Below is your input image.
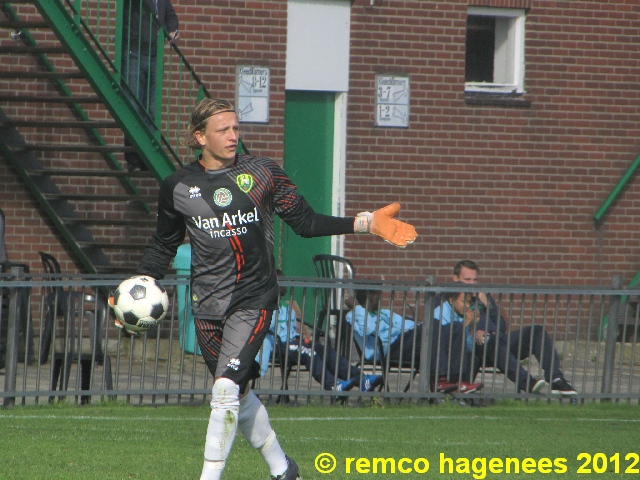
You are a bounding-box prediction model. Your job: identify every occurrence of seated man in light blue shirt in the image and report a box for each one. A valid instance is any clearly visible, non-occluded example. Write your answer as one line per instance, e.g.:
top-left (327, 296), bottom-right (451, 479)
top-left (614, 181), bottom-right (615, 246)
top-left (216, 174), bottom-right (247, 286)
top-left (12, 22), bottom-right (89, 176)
top-left (346, 289), bottom-right (415, 363)
top-left (347, 288), bottom-right (482, 394)
top-left (258, 274), bottom-right (382, 393)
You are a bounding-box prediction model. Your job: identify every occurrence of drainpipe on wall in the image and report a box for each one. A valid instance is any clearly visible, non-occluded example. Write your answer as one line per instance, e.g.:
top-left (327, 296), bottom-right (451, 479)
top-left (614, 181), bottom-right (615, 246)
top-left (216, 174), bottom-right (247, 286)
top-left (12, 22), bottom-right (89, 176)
top-left (594, 152), bottom-right (640, 338)
top-left (593, 152), bottom-right (640, 223)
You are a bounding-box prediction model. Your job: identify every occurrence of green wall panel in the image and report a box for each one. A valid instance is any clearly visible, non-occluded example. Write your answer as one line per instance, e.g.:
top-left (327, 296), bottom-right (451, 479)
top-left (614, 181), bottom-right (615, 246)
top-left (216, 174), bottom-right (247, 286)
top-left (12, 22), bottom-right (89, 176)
top-left (277, 91), bottom-right (335, 279)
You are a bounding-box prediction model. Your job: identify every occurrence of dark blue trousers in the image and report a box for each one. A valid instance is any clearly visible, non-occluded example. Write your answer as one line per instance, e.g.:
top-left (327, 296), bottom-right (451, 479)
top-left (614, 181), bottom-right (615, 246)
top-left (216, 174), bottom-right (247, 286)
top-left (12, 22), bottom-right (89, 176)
top-left (474, 325), bottom-right (563, 391)
top-left (387, 322), bottom-right (472, 382)
top-left (285, 341), bottom-right (361, 390)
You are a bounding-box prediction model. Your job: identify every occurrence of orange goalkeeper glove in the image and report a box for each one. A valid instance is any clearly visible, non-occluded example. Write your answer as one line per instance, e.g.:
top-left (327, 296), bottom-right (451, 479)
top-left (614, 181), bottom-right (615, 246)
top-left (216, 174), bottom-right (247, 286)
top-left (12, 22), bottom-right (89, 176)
top-left (354, 203), bottom-right (417, 247)
top-left (108, 296), bottom-right (144, 337)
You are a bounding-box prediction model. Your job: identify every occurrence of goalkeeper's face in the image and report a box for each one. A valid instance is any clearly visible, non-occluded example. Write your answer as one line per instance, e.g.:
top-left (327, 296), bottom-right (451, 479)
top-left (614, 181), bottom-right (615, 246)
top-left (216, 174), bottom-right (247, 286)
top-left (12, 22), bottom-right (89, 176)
top-left (195, 111), bottom-right (240, 166)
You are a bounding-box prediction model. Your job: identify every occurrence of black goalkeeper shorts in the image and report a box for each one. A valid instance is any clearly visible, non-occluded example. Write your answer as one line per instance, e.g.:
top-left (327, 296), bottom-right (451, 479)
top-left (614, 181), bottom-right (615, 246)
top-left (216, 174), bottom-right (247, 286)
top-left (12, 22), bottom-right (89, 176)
top-left (194, 309), bottom-right (270, 392)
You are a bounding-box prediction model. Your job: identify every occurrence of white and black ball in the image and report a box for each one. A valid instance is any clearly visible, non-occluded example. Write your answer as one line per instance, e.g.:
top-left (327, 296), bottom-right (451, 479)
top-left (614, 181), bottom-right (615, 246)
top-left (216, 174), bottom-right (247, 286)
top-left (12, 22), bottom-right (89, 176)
top-left (113, 275), bottom-right (169, 331)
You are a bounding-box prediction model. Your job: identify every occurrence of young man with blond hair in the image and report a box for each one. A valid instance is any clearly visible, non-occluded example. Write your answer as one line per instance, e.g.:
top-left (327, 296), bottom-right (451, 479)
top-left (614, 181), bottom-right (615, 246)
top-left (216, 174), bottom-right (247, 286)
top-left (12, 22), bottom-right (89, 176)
top-left (127, 98), bottom-right (417, 479)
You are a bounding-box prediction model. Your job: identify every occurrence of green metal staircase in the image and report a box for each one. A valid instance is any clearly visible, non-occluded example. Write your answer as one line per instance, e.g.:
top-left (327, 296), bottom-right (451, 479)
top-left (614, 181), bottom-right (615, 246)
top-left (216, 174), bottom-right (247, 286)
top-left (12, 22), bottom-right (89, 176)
top-left (0, 0), bottom-right (208, 273)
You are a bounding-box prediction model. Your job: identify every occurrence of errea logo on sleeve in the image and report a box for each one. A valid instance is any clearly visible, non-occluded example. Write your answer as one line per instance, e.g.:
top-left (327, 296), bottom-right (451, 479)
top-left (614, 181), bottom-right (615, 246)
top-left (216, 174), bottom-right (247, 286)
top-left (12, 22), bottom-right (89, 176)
top-left (189, 186), bottom-right (202, 198)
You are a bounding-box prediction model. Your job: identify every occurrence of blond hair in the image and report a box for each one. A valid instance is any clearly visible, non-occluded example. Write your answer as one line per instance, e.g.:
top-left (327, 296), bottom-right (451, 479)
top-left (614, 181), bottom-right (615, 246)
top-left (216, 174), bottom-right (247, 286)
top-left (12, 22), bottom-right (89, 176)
top-left (182, 98), bottom-right (236, 150)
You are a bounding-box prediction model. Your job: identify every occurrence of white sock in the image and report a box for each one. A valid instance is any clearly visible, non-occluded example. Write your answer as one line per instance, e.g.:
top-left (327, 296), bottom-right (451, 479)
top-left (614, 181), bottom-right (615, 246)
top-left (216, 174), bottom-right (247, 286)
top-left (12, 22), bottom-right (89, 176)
top-left (238, 390), bottom-right (288, 476)
top-left (200, 460), bottom-right (225, 480)
top-left (201, 378), bottom-right (240, 480)
top-left (259, 431), bottom-right (288, 477)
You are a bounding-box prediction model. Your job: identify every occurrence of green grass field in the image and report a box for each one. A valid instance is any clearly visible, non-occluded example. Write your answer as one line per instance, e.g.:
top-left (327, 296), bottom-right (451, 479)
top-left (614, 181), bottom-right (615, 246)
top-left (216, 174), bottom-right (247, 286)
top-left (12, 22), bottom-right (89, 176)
top-left (1, 400), bottom-right (639, 479)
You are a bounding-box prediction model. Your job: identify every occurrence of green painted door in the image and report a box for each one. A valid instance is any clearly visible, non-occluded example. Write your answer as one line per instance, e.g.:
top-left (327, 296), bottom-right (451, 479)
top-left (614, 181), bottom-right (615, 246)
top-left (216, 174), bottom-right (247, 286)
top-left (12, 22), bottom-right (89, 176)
top-left (276, 91), bottom-right (335, 278)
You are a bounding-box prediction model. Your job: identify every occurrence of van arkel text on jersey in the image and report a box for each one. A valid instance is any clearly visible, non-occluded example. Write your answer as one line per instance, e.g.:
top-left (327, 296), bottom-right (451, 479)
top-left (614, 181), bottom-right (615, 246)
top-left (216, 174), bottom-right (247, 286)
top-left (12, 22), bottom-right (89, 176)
top-left (192, 207), bottom-right (259, 238)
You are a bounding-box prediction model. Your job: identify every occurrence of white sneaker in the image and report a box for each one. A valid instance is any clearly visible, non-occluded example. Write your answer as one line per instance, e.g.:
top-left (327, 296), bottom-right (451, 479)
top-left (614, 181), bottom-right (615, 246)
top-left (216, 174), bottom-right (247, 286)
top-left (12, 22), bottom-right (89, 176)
top-left (551, 378), bottom-right (577, 396)
top-left (529, 379), bottom-right (546, 394)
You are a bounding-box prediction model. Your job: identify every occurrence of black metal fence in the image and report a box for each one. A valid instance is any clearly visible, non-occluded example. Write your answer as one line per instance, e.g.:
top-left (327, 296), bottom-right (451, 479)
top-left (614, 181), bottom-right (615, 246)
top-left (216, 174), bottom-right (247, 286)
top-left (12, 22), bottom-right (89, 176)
top-left (1, 267), bottom-right (639, 407)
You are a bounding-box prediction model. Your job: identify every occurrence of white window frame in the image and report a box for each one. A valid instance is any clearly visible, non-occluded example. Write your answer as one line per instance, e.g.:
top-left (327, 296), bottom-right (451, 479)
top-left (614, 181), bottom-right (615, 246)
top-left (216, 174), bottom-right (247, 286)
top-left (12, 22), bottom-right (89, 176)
top-left (465, 7), bottom-right (526, 94)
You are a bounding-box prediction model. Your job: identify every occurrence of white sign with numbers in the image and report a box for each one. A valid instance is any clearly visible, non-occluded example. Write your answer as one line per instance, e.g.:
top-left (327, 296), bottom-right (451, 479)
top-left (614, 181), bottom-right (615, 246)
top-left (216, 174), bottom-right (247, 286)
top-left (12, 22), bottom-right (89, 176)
top-left (236, 66), bottom-right (270, 124)
top-left (375, 75), bottom-right (410, 128)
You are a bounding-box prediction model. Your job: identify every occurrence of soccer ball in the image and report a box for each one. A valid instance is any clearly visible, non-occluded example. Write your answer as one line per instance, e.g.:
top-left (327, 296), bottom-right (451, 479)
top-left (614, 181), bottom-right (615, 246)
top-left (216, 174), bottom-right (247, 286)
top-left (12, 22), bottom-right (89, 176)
top-left (112, 275), bottom-right (169, 331)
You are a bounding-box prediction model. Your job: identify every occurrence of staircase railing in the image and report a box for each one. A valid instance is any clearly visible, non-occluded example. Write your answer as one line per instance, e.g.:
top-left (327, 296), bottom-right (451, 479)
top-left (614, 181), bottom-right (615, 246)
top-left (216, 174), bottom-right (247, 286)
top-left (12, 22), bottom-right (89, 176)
top-left (1, 0), bottom-right (249, 273)
top-left (37, 0), bottom-right (210, 177)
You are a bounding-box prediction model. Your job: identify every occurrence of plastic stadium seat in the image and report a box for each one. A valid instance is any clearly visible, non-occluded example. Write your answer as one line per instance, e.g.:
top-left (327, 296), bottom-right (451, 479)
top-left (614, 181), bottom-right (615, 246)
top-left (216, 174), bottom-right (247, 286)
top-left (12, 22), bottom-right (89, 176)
top-left (38, 251), bottom-right (113, 404)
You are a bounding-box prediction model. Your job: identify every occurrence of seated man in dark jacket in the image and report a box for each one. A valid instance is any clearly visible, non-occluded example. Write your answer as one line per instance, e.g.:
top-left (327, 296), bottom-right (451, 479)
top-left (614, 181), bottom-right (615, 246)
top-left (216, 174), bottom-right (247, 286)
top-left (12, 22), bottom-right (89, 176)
top-left (453, 259), bottom-right (577, 395)
top-left (432, 288), bottom-right (483, 393)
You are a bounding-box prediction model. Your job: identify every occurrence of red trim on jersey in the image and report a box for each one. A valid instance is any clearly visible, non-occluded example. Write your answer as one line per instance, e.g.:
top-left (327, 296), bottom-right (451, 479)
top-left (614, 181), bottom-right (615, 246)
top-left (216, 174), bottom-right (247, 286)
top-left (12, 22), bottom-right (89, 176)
top-left (248, 309), bottom-right (268, 344)
top-left (194, 318), bottom-right (221, 358)
top-left (247, 172), bottom-right (268, 204)
top-left (225, 224), bottom-right (245, 282)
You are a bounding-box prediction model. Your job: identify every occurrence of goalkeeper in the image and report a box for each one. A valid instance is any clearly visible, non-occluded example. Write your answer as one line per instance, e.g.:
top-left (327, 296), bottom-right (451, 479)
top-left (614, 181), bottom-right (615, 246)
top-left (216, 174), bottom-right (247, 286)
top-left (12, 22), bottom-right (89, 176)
top-left (129, 98), bottom-right (417, 480)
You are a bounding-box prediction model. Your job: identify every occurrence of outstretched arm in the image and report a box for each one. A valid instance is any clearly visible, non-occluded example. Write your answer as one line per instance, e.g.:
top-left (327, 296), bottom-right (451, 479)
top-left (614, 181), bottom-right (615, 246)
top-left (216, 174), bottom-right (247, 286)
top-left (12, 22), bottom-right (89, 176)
top-left (273, 160), bottom-right (417, 247)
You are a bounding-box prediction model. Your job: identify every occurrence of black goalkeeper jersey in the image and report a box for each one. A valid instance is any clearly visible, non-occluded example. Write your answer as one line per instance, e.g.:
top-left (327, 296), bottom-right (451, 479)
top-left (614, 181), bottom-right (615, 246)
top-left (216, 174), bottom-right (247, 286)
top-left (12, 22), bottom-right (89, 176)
top-left (137, 154), bottom-right (354, 320)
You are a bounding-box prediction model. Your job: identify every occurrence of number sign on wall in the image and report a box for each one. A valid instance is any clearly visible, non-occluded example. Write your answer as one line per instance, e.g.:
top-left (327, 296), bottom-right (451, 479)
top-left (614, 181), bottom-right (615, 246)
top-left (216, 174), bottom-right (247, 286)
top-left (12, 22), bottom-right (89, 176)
top-left (375, 75), bottom-right (410, 128)
top-left (236, 66), bottom-right (270, 124)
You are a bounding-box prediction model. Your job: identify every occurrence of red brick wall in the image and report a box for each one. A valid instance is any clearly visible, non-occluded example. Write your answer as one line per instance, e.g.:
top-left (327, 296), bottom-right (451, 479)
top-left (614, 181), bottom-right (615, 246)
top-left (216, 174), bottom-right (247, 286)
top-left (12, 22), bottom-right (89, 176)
top-left (344, 0), bottom-right (640, 286)
top-left (2, 0), bottom-right (640, 289)
top-left (178, 0), bottom-right (288, 160)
